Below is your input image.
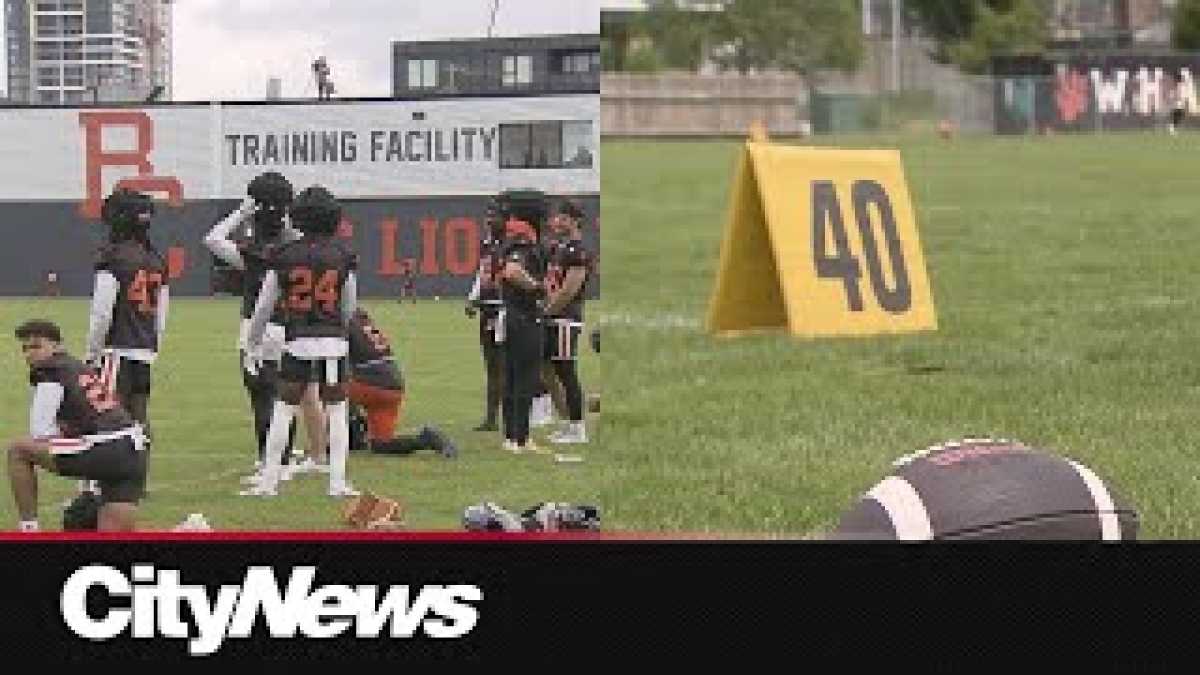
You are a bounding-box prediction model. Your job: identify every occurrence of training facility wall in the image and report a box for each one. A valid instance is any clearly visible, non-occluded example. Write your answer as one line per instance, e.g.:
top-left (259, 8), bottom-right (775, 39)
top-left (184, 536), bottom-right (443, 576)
top-left (993, 53), bottom-right (1200, 134)
top-left (0, 95), bottom-right (600, 297)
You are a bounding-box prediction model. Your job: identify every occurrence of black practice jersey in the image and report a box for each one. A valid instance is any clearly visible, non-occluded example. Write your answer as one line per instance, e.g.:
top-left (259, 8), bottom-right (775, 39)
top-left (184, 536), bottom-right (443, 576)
top-left (545, 239), bottom-right (592, 321)
top-left (500, 240), bottom-right (545, 319)
top-left (236, 236), bottom-right (281, 320)
top-left (269, 237), bottom-right (358, 340)
top-left (29, 352), bottom-right (135, 437)
top-left (347, 312), bottom-right (404, 391)
top-left (477, 236), bottom-right (503, 316)
top-left (95, 240), bottom-right (167, 351)
top-left (479, 236), bottom-right (503, 301)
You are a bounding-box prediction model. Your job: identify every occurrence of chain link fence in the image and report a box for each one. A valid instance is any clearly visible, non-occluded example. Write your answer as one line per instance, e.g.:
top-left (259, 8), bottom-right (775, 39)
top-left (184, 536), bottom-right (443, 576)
top-left (603, 69), bottom-right (1197, 138)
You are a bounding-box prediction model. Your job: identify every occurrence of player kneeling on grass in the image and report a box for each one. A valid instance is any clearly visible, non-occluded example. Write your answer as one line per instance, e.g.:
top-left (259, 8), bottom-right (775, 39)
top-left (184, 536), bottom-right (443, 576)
top-left (8, 320), bottom-right (147, 531)
top-left (347, 309), bottom-right (456, 458)
top-left (242, 186), bottom-right (359, 498)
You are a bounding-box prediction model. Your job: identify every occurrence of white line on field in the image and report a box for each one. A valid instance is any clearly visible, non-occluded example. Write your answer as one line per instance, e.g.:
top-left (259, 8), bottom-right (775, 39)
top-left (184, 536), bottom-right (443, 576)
top-left (594, 312), bottom-right (702, 330)
top-left (601, 196), bottom-right (719, 215)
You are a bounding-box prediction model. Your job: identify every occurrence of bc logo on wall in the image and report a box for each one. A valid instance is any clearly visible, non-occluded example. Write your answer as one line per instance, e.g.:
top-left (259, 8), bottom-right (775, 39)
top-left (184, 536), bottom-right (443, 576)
top-left (0, 97), bottom-right (599, 296)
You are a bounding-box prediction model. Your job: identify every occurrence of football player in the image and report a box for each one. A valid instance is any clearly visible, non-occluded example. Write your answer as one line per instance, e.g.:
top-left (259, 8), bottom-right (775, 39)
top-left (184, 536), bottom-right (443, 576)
top-left (535, 226), bottom-right (568, 426)
top-left (347, 308), bottom-right (456, 458)
top-left (498, 194), bottom-right (548, 454)
top-left (542, 199), bottom-right (593, 444)
top-left (465, 198), bottom-right (506, 432)
top-left (243, 186), bottom-right (359, 497)
top-left (204, 172), bottom-right (328, 483)
top-left (84, 188), bottom-right (168, 436)
top-left (8, 320), bottom-right (147, 531)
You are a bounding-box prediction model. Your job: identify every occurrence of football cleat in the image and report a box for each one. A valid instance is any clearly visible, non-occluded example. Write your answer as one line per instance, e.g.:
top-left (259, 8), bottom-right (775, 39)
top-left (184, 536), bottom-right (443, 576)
top-left (529, 396), bottom-right (554, 428)
top-left (421, 426), bottom-right (458, 459)
top-left (328, 483), bottom-right (361, 498)
top-left (238, 483), bottom-right (278, 497)
top-left (522, 440), bottom-right (551, 456)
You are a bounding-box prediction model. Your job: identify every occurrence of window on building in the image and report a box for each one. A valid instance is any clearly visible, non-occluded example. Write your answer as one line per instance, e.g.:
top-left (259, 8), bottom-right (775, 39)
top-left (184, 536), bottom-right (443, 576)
top-left (407, 58), bottom-right (437, 89)
top-left (561, 121), bottom-right (595, 168)
top-left (502, 54), bottom-right (532, 87)
top-left (499, 120), bottom-right (594, 170)
top-left (440, 58), bottom-right (468, 90)
top-left (39, 90), bottom-right (58, 104)
top-left (499, 123), bottom-right (531, 168)
top-left (559, 51), bottom-right (597, 74)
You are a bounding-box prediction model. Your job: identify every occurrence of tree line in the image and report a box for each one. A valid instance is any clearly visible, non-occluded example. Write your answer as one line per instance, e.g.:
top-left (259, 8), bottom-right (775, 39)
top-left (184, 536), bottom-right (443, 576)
top-left (603, 1), bottom-right (1200, 77)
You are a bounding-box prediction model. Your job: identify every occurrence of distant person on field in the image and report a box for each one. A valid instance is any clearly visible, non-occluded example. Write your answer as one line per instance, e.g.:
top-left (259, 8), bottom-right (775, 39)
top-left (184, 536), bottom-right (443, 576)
top-left (43, 270), bottom-right (60, 297)
top-left (398, 263), bottom-right (417, 304)
top-left (1170, 75), bottom-right (1188, 136)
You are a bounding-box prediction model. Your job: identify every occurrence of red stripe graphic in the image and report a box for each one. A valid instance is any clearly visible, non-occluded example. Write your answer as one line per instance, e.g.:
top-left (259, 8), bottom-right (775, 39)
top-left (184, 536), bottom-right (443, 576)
top-left (0, 531), bottom-right (754, 543)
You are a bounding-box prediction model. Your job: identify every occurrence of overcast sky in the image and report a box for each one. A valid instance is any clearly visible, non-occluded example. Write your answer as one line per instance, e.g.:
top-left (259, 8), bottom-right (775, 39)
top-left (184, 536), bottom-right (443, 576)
top-left (173, 0), bottom-right (599, 101)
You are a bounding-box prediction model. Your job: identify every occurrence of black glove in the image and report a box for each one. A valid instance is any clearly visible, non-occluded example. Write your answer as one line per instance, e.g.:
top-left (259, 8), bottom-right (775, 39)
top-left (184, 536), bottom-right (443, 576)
top-left (465, 304), bottom-right (477, 318)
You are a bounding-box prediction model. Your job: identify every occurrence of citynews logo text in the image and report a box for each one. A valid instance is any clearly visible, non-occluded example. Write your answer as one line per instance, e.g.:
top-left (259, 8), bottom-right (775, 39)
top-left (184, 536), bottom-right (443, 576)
top-left (60, 564), bottom-right (482, 656)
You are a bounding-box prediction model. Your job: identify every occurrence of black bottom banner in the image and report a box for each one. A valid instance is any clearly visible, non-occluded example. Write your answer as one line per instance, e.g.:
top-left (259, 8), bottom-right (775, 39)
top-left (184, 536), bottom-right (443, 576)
top-left (2, 537), bottom-right (1198, 665)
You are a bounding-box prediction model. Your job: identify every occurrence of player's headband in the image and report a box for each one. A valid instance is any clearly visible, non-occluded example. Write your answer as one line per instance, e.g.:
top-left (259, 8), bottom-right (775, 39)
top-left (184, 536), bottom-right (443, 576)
top-left (504, 218), bottom-right (537, 242)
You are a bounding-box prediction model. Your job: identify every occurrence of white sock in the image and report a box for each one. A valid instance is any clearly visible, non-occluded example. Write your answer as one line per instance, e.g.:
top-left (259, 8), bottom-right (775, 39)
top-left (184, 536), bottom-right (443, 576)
top-left (327, 401), bottom-right (350, 488)
top-left (261, 401), bottom-right (296, 489)
top-left (18, 520), bottom-right (39, 532)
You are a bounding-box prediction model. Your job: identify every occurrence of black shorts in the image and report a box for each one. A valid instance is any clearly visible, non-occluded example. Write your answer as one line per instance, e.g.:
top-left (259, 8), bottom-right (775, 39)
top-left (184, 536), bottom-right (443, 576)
top-left (101, 352), bottom-right (152, 397)
top-left (240, 350), bottom-right (282, 395)
top-left (1172, 107), bottom-right (1186, 125)
top-left (479, 313), bottom-right (501, 349)
top-left (544, 319), bottom-right (583, 361)
top-left (281, 352), bottom-right (349, 386)
top-left (503, 314), bottom-right (544, 398)
top-left (52, 436), bottom-right (146, 504)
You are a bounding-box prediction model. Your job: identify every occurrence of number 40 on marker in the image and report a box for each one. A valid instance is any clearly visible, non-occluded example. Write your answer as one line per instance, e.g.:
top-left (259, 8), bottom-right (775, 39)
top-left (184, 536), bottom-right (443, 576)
top-left (707, 143), bottom-right (936, 338)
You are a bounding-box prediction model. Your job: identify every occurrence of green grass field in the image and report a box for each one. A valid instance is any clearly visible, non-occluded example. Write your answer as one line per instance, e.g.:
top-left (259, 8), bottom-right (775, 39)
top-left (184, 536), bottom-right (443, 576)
top-left (601, 132), bottom-right (1200, 539)
top-left (0, 298), bottom-right (608, 530)
top-left (6, 132), bottom-right (1200, 537)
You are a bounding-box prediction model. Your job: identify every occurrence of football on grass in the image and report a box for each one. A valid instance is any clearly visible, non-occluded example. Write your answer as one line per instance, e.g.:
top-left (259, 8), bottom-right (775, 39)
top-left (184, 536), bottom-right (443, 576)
top-left (830, 438), bottom-right (1139, 540)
